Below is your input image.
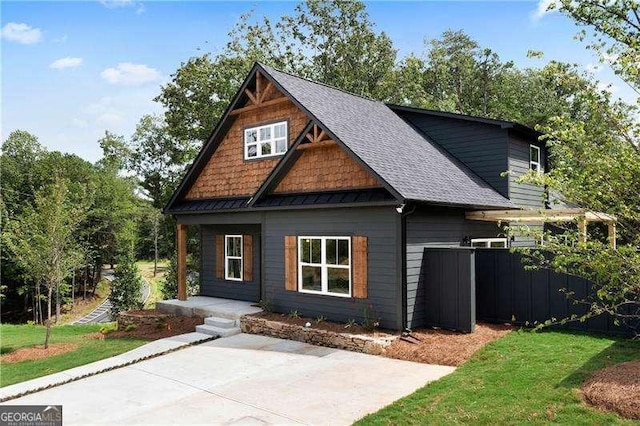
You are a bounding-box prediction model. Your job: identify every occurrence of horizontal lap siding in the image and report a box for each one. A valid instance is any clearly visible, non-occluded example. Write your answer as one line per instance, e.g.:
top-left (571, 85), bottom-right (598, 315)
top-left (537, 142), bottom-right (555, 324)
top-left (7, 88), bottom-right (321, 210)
top-left (508, 134), bottom-right (546, 246)
top-left (401, 113), bottom-right (509, 197)
top-left (406, 207), bottom-right (500, 329)
top-left (201, 224), bottom-right (261, 302)
top-left (263, 207), bottom-right (400, 329)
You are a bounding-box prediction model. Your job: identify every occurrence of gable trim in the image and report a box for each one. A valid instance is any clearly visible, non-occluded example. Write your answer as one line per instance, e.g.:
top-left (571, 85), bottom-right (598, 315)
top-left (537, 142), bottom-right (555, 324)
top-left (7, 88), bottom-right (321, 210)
top-left (255, 64), bottom-right (404, 202)
top-left (164, 62), bottom-right (265, 213)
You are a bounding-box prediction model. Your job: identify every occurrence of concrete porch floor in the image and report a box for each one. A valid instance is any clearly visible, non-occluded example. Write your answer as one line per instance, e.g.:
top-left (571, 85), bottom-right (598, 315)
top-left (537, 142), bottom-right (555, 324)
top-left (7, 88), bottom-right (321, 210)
top-left (156, 296), bottom-right (262, 321)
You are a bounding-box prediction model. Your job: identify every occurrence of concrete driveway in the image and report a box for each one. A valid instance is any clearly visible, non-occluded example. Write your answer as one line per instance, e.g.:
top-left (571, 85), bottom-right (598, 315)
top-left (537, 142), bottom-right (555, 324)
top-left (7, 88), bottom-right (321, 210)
top-left (7, 334), bottom-right (454, 425)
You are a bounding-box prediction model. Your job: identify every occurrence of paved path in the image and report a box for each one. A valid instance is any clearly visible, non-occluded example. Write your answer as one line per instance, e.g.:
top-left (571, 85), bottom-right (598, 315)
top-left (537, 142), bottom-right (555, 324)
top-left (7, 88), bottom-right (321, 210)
top-left (2, 334), bottom-right (455, 425)
top-left (73, 268), bottom-right (150, 325)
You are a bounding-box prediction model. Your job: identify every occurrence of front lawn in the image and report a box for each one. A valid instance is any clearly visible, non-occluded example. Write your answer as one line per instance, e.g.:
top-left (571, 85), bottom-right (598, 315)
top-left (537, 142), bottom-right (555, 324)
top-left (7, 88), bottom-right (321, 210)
top-left (357, 330), bottom-right (640, 425)
top-left (0, 323), bottom-right (147, 387)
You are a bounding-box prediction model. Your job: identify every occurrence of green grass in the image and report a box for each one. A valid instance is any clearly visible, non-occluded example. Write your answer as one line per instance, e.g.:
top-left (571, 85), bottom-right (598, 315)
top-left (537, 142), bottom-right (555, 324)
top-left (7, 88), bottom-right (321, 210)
top-left (137, 260), bottom-right (169, 309)
top-left (0, 323), bottom-right (147, 387)
top-left (358, 330), bottom-right (640, 425)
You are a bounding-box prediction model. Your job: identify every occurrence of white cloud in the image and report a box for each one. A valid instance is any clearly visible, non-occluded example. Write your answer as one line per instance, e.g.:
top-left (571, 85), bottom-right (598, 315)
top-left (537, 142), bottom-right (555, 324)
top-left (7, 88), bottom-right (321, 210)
top-left (50, 57), bottom-right (83, 70)
top-left (52, 34), bottom-right (68, 43)
top-left (99, 0), bottom-right (144, 13)
top-left (100, 62), bottom-right (161, 86)
top-left (0, 22), bottom-right (42, 44)
top-left (530, 0), bottom-right (557, 22)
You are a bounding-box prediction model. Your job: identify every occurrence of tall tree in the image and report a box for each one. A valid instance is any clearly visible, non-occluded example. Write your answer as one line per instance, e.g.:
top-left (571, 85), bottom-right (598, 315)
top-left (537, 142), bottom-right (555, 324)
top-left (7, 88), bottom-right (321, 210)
top-left (4, 176), bottom-right (88, 347)
top-left (519, 0), bottom-right (640, 334)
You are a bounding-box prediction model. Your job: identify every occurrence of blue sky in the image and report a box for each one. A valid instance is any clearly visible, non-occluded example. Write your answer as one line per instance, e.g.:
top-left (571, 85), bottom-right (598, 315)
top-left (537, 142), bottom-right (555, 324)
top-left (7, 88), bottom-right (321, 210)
top-left (2, 1), bottom-right (636, 162)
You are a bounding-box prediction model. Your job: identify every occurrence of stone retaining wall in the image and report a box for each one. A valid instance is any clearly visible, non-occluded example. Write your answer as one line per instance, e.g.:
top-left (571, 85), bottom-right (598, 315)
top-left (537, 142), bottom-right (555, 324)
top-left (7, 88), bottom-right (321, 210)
top-left (118, 311), bottom-right (172, 330)
top-left (240, 316), bottom-right (395, 355)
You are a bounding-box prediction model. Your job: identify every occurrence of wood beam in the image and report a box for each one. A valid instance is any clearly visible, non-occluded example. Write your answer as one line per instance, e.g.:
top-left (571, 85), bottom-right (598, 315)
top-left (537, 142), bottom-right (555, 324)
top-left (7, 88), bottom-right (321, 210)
top-left (176, 224), bottom-right (187, 301)
top-left (244, 89), bottom-right (258, 106)
top-left (229, 96), bottom-right (289, 116)
top-left (256, 71), bottom-right (262, 104)
top-left (608, 222), bottom-right (617, 249)
top-left (296, 139), bottom-right (336, 151)
top-left (259, 82), bottom-right (274, 103)
top-left (465, 209), bottom-right (616, 223)
top-left (578, 219), bottom-right (588, 243)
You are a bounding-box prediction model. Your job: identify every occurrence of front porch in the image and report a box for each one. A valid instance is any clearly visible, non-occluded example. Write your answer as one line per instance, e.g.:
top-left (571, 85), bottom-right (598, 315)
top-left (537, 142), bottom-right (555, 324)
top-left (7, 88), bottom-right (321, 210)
top-left (156, 296), bottom-right (262, 321)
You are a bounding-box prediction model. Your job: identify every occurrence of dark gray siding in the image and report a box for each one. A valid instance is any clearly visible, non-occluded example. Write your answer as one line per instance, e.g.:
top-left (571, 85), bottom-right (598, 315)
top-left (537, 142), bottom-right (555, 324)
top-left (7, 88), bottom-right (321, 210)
top-left (399, 112), bottom-right (509, 197)
top-left (507, 133), bottom-right (546, 209)
top-left (200, 224), bottom-right (261, 302)
top-left (508, 133), bottom-right (546, 246)
top-left (263, 207), bottom-right (401, 330)
top-left (405, 207), bottom-right (501, 329)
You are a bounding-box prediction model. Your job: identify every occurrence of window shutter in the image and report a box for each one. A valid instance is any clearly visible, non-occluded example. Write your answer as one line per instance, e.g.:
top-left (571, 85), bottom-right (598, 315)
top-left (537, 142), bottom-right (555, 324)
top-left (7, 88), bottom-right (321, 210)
top-left (352, 236), bottom-right (368, 299)
top-left (215, 234), bottom-right (224, 280)
top-left (284, 236), bottom-right (297, 291)
top-left (243, 235), bottom-right (253, 281)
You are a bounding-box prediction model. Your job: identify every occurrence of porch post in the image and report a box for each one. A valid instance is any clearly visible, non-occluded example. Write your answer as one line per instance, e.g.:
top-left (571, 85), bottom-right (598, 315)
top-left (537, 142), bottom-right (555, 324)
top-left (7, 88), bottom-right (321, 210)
top-left (607, 222), bottom-right (617, 250)
top-left (176, 223), bottom-right (187, 301)
top-left (578, 219), bottom-right (588, 243)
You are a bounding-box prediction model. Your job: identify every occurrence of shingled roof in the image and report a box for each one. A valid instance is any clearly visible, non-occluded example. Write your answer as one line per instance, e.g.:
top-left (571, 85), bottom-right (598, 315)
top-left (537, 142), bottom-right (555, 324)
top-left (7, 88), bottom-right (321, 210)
top-left (166, 63), bottom-right (516, 213)
top-left (260, 64), bottom-right (514, 209)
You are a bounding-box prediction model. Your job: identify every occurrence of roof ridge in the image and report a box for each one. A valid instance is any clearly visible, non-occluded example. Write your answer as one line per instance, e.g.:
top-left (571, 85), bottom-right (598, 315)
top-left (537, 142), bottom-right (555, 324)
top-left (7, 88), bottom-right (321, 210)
top-left (258, 62), bottom-right (383, 106)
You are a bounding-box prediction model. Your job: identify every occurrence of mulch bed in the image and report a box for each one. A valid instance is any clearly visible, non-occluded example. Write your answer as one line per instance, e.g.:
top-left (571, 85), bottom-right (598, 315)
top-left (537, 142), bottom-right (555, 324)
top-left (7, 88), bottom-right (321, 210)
top-left (251, 311), bottom-right (395, 337)
top-left (581, 360), bottom-right (640, 420)
top-left (384, 323), bottom-right (513, 366)
top-left (1, 343), bottom-right (78, 363)
top-left (108, 312), bottom-right (203, 340)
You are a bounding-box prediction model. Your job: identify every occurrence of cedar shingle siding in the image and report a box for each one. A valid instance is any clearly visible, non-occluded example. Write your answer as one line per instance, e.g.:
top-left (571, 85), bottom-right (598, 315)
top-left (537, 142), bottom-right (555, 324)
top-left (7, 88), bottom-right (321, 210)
top-left (185, 98), bottom-right (308, 199)
top-left (274, 142), bottom-right (381, 193)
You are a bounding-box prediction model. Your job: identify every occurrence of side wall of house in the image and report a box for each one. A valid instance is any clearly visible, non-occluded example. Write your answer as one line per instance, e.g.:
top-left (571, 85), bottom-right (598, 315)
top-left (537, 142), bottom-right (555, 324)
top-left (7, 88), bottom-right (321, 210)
top-left (405, 207), bottom-right (501, 329)
top-left (508, 132), bottom-right (546, 246)
top-left (398, 112), bottom-right (509, 197)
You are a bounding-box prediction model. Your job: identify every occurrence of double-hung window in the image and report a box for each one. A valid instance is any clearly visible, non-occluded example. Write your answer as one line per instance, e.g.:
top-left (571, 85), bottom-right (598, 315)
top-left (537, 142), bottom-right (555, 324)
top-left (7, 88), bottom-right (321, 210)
top-left (530, 145), bottom-right (542, 172)
top-left (225, 235), bottom-right (243, 281)
top-left (298, 237), bottom-right (351, 297)
top-left (244, 121), bottom-right (287, 159)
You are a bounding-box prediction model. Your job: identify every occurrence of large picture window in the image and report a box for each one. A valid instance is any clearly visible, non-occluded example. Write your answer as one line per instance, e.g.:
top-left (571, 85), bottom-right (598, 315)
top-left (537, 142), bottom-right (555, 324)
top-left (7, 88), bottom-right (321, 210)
top-left (244, 121), bottom-right (288, 160)
top-left (298, 236), bottom-right (351, 297)
top-left (225, 235), bottom-right (243, 281)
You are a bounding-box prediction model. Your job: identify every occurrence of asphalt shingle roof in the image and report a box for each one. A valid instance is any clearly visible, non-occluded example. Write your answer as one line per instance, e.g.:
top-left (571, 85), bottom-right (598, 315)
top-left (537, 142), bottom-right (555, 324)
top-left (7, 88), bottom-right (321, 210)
top-left (261, 64), bottom-right (514, 209)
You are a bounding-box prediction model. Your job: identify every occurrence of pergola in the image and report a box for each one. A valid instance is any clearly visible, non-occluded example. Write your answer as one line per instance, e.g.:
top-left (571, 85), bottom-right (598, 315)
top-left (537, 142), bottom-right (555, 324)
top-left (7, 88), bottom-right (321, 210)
top-left (465, 208), bottom-right (618, 249)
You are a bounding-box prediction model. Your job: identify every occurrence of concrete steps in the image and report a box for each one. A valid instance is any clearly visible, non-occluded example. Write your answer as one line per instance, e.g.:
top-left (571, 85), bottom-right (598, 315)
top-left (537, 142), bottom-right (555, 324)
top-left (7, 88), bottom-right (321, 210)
top-left (195, 316), bottom-right (241, 338)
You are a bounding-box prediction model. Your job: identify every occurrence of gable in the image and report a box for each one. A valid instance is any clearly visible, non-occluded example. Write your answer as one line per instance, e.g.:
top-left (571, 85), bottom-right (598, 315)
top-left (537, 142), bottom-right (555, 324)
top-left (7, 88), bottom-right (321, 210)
top-left (185, 93), bottom-right (309, 200)
top-left (274, 135), bottom-right (381, 194)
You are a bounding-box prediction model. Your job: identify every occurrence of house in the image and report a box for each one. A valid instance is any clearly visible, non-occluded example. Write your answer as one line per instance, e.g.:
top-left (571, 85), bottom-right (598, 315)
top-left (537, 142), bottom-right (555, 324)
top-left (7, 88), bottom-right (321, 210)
top-left (164, 62), bottom-right (552, 331)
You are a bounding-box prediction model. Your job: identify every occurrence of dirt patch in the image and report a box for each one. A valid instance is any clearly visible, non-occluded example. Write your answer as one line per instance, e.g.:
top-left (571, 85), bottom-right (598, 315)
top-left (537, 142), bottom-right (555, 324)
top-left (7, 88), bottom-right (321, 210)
top-left (251, 311), bottom-right (394, 338)
top-left (384, 323), bottom-right (513, 366)
top-left (581, 360), bottom-right (640, 420)
top-left (108, 313), bottom-right (203, 341)
top-left (1, 343), bottom-right (78, 363)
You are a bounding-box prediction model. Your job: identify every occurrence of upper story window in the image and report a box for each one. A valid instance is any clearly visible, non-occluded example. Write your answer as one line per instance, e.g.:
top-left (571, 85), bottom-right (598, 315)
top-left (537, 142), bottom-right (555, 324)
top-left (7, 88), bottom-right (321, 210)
top-left (244, 121), bottom-right (288, 160)
top-left (530, 145), bottom-right (542, 172)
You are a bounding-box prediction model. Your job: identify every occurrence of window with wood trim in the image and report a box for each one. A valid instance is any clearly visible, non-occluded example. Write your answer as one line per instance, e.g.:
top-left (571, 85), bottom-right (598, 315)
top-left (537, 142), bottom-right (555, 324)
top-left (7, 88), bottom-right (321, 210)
top-left (244, 121), bottom-right (287, 160)
top-left (298, 236), bottom-right (351, 297)
top-left (225, 235), bottom-right (243, 281)
top-left (471, 237), bottom-right (508, 248)
top-left (530, 145), bottom-right (542, 172)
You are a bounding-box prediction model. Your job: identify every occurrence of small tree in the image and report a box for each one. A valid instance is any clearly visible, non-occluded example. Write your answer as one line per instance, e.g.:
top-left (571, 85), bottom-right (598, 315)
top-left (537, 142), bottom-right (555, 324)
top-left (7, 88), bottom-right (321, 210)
top-left (109, 254), bottom-right (143, 317)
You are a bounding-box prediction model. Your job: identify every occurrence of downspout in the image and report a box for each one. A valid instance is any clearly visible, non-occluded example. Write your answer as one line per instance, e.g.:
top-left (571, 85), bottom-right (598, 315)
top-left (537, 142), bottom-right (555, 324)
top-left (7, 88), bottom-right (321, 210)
top-left (397, 203), bottom-right (417, 331)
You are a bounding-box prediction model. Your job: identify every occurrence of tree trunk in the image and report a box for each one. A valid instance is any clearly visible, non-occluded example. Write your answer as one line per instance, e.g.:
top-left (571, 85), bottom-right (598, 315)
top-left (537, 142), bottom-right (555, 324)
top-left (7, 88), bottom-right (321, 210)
top-left (84, 265), bottom-right (88, 300)
top-left (72, 269), bottom-right (75, 305)
top-left (154, 217), bottom-right (159, 277)
top-left (45, 285), bottom-right (53, 349)
top-left (55, 280), bottom-right (60, 325)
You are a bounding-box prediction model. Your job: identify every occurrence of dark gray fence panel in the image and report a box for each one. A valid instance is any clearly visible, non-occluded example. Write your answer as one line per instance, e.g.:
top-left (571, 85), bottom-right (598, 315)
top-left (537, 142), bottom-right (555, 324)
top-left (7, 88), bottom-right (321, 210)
top-left (422, 248), bottom-right (475, 333)
top-left (475, 249), bottom-right (632, 336)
